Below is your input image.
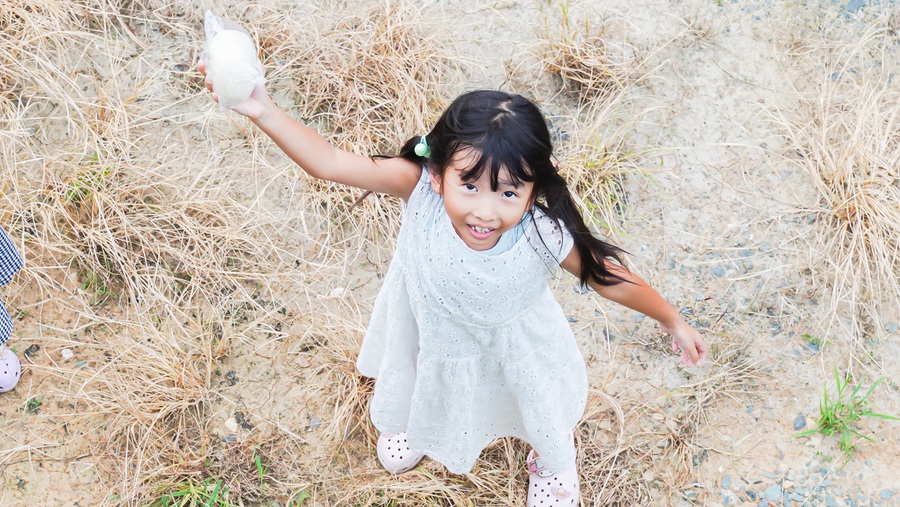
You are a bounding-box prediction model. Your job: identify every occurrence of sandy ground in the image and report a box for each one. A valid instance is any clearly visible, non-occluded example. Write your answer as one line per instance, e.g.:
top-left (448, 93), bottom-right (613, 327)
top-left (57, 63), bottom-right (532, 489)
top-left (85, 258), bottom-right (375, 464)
top-left (1, 0), bottom-right (898, 506)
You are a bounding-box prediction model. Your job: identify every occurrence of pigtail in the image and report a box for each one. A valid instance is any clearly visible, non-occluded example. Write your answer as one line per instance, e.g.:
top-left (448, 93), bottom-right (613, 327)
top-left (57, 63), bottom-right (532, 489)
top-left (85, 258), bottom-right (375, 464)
top-left (398, 135), bottom-right (431, 167)
top-left (535, 169), bottom-right (630, 288)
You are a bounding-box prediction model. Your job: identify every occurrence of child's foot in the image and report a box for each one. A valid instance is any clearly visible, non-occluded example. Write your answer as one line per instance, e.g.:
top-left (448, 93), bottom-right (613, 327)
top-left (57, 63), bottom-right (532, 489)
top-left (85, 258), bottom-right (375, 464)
top-left (526, 450), bottom-right (579, 506)
top-left (0, 345), bottom-right (21, 393)
top-left (376, 432), bottom-right (424, 474)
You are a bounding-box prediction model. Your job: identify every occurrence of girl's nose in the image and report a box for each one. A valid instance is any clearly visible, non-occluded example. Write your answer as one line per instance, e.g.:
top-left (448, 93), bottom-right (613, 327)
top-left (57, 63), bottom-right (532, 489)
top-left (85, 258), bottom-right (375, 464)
top-left (472, 202), bottom-right (497, 221)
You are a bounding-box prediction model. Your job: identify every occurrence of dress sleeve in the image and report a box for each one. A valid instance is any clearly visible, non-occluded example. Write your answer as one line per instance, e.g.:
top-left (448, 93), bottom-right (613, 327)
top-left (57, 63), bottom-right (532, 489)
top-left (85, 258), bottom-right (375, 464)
top-left (524, 209), bottom-right (574, 267)
top-left (0, 226), bottom-right (23, 287)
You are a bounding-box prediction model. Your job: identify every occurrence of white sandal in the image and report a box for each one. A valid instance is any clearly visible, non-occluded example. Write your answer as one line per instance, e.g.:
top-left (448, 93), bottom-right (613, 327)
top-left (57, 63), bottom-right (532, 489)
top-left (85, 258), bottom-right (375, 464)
top-left (526, 449), bottom-right (579, 507)
top-left (0, 346), bottom-right (21, 393)
top-left (376, 432), bottom-right (425, 474)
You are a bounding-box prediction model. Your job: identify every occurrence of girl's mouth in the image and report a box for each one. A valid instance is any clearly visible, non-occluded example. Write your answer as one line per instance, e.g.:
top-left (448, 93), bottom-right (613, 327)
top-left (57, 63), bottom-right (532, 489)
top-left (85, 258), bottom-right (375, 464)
top-left (468, 224), bottom-right (495, 240)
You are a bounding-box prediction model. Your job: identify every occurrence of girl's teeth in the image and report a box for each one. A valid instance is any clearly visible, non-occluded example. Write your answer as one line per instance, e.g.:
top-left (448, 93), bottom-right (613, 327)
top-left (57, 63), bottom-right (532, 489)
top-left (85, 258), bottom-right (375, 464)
top-left (473, 226), bottom-right (492, 233)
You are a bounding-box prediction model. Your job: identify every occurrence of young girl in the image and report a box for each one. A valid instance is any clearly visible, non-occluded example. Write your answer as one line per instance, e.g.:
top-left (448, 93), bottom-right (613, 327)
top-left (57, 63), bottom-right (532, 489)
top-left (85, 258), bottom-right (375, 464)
top-left (0, 225), bottom-right (24, 393)
top-left (200, 63), bottom-right (707, 506)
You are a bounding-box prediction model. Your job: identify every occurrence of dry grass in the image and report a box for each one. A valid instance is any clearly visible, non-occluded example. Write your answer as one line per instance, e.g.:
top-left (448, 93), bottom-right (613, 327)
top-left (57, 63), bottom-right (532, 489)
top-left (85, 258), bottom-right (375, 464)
top-left (252, 1), bottom-right (460, 251)
top-left (772, 20), bottom-right (900, 349)
top-left (555, 105), bottom-right (647, 241)
top-left (535, 1), bottom-right (637, 106)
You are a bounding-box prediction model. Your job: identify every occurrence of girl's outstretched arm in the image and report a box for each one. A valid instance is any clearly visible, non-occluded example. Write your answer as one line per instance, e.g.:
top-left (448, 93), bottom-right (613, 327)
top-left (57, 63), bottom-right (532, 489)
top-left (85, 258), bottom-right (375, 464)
top-left (560, 251), bottom-right (708, 367)
top-left (199, 61), bottom-right (421, 201)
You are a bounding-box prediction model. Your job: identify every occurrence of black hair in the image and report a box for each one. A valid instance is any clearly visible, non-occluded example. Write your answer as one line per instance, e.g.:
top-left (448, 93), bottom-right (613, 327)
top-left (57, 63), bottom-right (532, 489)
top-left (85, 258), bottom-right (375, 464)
top-left (398, 90), bottom-right (628, 287)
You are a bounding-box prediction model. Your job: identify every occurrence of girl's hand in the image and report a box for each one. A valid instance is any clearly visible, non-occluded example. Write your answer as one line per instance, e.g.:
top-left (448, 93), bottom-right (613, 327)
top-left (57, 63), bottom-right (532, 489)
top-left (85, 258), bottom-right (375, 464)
top-left (198, 59), bottom-right (273, 120)
top-left (660, 319), bottom-right (708, 368)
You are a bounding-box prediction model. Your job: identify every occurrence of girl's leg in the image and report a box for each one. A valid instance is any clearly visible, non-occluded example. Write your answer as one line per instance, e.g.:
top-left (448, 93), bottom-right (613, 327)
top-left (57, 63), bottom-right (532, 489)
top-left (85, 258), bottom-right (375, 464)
top-left (525, 432), bottom-right (579, 507)
top-left (376, 432), bottom-right (425, 474)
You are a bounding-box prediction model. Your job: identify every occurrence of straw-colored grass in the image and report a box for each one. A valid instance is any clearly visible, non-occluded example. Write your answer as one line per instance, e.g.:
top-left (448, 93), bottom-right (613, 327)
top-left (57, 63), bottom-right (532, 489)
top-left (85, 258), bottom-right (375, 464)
top-left (252, 1), bottom-right (459, 252)
top-left (555, 105), bottom-right (646, 241)
top-left (535, 1), bottom-right (636, 106)
top-left (772, 21), bottom-right (900, 349)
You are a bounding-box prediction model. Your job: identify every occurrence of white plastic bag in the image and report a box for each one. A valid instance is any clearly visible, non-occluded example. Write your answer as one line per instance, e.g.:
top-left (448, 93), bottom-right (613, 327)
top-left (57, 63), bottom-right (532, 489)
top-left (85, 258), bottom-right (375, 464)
top-left (202, 10), bottom-right (266, 107)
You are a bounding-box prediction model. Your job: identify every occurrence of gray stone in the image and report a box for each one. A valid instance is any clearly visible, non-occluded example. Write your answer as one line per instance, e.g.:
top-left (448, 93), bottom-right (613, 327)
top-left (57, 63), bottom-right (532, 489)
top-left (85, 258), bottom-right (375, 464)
top-left (721, 474), bottom-right (732, 489)
top-left (843, 0), bottom-right (866, 13)
top-left (306, 417), bottom-right (322, 431)
top-left (827, 494), bottom-right (837, 507)
top-left (880, 490), bottom-right (893, 500)
top-left (794, 413), bottom-right (807, 430)
top-left (765, 485), bottom-right (783, 501)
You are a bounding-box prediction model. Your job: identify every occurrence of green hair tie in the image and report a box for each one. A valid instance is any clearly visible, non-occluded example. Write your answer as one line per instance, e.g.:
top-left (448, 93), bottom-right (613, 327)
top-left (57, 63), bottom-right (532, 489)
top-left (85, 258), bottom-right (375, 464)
top-left (414, 135), bottom-right (431, 158)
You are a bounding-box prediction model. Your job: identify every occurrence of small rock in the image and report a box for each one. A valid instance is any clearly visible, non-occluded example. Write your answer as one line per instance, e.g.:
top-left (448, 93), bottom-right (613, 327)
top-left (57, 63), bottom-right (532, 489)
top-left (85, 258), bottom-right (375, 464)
top-left (223, 435), bottom-right (235, 443)
top-left (225, 417), bottom-right (239, 432)
top-left (75, 360), bottom-right (88, 369)
top-left (880, 490), bottom-right (893, 500)
top-left (566, 316), bottom-right (578, 323)
top-left (24, 344), bottom-right (40, 358)
top-left (793, 413), bottom-right (806, 430)
top-left (711, 266), bottom-right (726, 277)
top-left (721, 474), bottom-right (733, 489)
top-left (306, 417), bottom-right (322, 431)
top-left (61, 348), bottom-right (74, 361)
top-left (765, 485), bottom-right (783, 501)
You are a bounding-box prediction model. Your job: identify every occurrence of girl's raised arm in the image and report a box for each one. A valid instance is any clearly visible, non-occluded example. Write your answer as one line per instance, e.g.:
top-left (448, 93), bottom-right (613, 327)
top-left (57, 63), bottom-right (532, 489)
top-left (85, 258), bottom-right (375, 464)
top-left (199, 60), bottom-right (422, 201)
top-left (560, 250), bottom-right (708, 367)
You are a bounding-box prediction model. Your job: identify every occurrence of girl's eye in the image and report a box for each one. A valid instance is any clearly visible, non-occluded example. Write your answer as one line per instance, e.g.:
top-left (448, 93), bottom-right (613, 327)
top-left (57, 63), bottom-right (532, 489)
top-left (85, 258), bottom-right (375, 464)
top-left (463, 183), bottom-right (477, 191)
top-left (502, 191), bottom-right (518, 198)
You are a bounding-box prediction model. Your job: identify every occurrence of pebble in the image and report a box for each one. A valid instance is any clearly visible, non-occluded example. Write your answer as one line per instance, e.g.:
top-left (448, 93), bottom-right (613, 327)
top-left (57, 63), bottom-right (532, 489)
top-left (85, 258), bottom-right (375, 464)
top-left (720, 457), bottom-right (897, 507)
top-left (306, 417), bottom-right (322, 431)
top-left (764, 485), bottom-right (782, 501)
top-left (61, 348), bottom-right (74, 361)
top-left (793, 413), bottom-right (807, 430)
top-left (721, 474), bottom-right (732, 489)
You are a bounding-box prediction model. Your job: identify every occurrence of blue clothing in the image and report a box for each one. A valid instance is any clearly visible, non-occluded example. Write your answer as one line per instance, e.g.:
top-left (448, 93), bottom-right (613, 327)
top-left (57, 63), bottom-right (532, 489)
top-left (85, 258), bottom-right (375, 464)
top-left (483, 217), bottom-right (527, 256)
top-left (0, 226), bottom-right (23, 345)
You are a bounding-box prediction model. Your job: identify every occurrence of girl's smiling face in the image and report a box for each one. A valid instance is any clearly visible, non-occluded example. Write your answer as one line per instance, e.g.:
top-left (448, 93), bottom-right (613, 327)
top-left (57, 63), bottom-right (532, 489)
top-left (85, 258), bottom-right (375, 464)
top-left (431, 149), bottom-right (534, 251)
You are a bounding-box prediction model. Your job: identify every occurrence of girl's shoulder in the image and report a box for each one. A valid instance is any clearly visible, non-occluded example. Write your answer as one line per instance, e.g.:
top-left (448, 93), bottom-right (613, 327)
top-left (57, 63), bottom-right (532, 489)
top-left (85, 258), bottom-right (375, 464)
top-left (524, 208), bottom-right (574, 266)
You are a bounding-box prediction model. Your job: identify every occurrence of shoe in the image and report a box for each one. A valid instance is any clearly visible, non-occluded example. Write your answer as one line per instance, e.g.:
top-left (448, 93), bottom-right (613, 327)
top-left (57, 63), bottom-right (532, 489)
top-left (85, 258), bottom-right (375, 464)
top-left (526, 450), bottom-right (579, 507)
top-left (0, 346), bottom-right (21, 393)
top-left (376, 432), bottom-right (424, 474)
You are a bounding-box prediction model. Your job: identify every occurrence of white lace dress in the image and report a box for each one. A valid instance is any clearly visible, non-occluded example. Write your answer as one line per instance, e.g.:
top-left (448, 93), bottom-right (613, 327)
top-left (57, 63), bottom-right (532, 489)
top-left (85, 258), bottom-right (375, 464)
top-left (357, 171), bottom-right (587, 474)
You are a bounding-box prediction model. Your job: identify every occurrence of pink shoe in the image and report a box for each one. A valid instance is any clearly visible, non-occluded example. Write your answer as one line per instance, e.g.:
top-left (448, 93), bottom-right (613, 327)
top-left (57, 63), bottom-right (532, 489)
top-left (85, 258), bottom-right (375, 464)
top-left (0, 346), bottom-right (21, 393)
top-left (376, 432), bottom-right (424, 474)
top-left (526, 450), bottom-right (579, 507)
